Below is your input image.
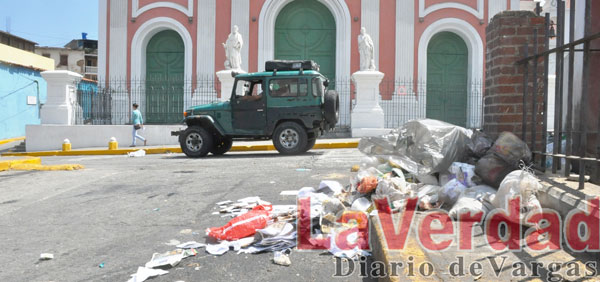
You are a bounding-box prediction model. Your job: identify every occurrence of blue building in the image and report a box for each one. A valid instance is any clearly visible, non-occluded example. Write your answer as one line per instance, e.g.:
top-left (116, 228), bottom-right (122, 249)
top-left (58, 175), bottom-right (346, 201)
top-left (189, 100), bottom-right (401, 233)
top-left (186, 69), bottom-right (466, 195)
top-left (0, 41), bottom-right (54, 140)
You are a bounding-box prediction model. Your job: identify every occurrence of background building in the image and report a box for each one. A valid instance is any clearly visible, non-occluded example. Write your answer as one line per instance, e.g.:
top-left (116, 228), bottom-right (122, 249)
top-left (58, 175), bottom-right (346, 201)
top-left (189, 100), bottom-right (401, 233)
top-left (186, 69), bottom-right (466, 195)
top-left (0, 40), bottom-right (53, 139)
top-left (35, 34), bottom-right (98, 80)
top-left (98, 0), bottom-right (525, 126)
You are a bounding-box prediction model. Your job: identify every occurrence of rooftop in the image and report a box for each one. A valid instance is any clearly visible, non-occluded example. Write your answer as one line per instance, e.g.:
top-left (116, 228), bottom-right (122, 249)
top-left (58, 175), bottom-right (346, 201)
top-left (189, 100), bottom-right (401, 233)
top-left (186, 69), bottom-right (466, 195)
top-left (0, 30), bottom-right (37, 45)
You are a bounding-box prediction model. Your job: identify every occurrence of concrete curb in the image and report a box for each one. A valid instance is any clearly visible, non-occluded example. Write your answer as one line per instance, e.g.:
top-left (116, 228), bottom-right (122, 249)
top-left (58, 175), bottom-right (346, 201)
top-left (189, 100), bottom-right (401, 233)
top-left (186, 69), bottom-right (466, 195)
top-left (1, 141), bottom-right (359, 157)
top-left (0, 157), bottom-right (41, 171)
top-left (0, 136), bottom-right (25, 146)
top-left (369, 215), bottom-right (437, 282)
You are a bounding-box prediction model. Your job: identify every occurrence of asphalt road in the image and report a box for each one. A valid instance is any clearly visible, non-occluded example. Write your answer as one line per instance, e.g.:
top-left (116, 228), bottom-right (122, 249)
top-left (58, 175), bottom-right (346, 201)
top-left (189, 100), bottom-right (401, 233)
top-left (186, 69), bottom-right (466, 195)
top-left (3, 148), bottom-right (599, 282)
top-left (0, 149), bottom-right (373, 282)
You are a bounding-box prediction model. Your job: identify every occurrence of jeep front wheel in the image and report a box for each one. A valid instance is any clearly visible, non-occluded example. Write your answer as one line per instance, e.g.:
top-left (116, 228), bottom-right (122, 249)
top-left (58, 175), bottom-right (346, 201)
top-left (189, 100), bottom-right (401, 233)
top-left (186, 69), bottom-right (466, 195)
top-left (180, 126), bottom-right (213, 158)
top-left (211, 135), bottom-right (233, 155)
top-left (273, 122), bottom-right (308, 155)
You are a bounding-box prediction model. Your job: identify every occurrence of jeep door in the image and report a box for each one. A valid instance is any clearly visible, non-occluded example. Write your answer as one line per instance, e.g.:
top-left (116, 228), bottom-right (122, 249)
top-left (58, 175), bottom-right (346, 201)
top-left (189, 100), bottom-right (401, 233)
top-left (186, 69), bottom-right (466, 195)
top-left (231, 79), bottom-right (267, 134)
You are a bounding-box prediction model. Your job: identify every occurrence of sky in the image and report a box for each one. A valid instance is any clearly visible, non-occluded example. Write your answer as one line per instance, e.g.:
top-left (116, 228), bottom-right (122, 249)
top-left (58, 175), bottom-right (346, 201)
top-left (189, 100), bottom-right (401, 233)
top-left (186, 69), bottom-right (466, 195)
top-left (0, 0), bottom-right (99, 47)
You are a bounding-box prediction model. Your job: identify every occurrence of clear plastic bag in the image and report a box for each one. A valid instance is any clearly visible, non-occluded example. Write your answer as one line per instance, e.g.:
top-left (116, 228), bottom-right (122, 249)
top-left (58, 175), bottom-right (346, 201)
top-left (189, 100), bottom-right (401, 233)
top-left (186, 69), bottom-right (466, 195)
top-left (448, 185), bottom-right (496, 220)
top-left (490, 170), bottom-right (543, 226)
top-left (358, 119), bottom-right (473, 176)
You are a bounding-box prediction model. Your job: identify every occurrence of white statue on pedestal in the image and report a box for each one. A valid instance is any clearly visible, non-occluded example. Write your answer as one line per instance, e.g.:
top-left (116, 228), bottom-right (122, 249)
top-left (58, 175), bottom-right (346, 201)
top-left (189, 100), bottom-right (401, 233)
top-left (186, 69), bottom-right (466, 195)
top-left (223, 25), bottom-right (243, 70)
top-left (358, 27), bottom-right (376, 71)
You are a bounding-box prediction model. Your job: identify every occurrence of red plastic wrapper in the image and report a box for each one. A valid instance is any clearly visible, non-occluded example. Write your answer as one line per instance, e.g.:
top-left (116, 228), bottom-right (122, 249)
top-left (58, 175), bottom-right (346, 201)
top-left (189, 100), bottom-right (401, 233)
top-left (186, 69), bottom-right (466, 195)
top-left (206, 205), bottom-right (272, 241)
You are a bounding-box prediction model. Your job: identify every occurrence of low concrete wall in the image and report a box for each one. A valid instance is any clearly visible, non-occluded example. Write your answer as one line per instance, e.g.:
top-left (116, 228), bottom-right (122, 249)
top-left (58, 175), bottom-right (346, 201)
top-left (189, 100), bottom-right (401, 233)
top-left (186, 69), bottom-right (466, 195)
top-left (26, 124), bottom-right (185, 151)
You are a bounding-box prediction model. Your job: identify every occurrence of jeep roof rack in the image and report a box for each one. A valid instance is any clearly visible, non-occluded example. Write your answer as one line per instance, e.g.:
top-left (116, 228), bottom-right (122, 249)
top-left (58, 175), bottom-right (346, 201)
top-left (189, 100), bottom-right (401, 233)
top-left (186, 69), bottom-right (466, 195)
top-left (265, 60), bottom-right (319, 72)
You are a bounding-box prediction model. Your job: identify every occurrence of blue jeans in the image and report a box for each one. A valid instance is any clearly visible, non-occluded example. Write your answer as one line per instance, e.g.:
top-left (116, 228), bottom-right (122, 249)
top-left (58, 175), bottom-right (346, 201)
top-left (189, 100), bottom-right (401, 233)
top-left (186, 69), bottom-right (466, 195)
top-left (132, 125), bottom-right (145, 145)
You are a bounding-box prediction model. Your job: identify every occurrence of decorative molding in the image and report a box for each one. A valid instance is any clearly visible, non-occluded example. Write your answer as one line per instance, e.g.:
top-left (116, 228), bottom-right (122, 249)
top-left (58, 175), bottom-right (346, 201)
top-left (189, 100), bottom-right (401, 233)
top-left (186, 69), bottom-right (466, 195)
top-left (419, 0), bottom-right (484, 20)
top-left (361, 0), bottom-right (379, 68)
top-left (417, 18), bottom-right (484, 128)
top-left (131, 0), bottom-right (194, 18)
top-left (231, 0), bottom-right (249, 71)
top-left (130, 17), bottom-right (194, 80)
top-left (197, 0), bottom-right (216, 76)
top-left (395, 0), bottom-right (414, 80)
top-left (257, 0), bottom-right (352, 79)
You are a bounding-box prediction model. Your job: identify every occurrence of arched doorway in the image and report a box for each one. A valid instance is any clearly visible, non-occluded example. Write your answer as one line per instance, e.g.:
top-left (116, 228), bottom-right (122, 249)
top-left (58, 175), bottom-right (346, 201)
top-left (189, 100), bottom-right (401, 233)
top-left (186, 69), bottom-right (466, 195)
top-left (426, 31), bottom-right (468, 127)
top-left (274, 0), bottom-right (336, 82)
top-left (145, 30), bottom-right (184, 123)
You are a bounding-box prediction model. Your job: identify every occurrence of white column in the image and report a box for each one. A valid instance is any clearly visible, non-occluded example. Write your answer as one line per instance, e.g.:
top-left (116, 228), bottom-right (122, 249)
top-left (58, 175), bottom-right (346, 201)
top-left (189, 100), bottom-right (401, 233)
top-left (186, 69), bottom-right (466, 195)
top-left (231, 0), bottom-right (249, 72)
top-left (197, 0), bottom-right (216, 76)
top-left (98, 0), bottom-right (107, 83)
top-left (109, 0), bottom-right (127, 79)
top-left (109, 0), bottom-right (129, 124)
top-left (488, 0), bottom-right (507, 22)
top-left (361, 0), bottom-right (380, 67)
top-left (40, 71), bottom-right (83, 125)
top-left (216, 70), bottom-right (245, 102)
top-left (510, 0), bottom-right (520, 10)
top-left (351, 71), bottom-right (387, 137)
top-left (395, 0), bottom-right (414, 80)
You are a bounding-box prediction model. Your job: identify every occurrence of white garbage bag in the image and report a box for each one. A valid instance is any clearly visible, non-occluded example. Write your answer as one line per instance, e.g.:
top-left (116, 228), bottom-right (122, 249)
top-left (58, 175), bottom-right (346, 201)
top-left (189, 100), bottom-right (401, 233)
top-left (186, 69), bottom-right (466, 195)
top-left (440, 179), bottom-right (467, 206)
top-left (490, 170), bottom-right (543, 226)
top-left (448, 185), bottom-right (496, 220)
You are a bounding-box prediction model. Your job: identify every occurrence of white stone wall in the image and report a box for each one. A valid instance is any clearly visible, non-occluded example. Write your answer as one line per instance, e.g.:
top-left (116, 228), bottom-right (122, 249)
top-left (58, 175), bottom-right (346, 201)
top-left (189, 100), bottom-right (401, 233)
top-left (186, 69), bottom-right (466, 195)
top-left (26, 124), bottom-right (184, 151)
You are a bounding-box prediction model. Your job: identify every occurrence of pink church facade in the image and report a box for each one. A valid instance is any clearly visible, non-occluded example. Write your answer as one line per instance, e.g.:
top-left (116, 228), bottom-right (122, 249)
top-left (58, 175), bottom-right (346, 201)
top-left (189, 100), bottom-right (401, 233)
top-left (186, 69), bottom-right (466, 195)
top-left (98, 0), bottom-right (521, 127)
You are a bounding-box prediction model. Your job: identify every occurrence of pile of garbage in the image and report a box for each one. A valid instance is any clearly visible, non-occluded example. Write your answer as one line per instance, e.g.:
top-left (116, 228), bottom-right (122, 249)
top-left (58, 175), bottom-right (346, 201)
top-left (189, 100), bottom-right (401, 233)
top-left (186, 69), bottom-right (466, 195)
top-left (127, 119), bottom-right (544, 282)
top-left (357, 119), bottom-right (541, 222)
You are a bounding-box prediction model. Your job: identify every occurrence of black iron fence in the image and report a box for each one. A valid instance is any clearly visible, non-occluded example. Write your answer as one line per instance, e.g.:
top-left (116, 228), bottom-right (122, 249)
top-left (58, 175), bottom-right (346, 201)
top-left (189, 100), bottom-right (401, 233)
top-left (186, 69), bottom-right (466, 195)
top-left (378, 78), bottom-right (483, 129)
top-left (74, 76), bottom-right (483, 130)
top-left (517, 0), bottom-right (600, 188)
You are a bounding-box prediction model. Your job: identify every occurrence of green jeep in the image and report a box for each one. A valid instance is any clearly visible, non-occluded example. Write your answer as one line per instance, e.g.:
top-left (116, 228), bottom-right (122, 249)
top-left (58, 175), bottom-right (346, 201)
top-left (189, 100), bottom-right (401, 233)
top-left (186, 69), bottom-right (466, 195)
top-left (172, 60), bottom-right (339, 158)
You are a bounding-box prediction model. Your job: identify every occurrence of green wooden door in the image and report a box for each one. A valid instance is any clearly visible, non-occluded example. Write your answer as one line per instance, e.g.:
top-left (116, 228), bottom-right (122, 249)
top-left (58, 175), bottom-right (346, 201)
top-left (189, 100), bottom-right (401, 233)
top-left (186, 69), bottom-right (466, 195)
top-left (426, 32), bottom-right (468, 127)
top-left (274, 0), bottom-right (336, 82)
top-left (146, 30), bottom-right (184, 123)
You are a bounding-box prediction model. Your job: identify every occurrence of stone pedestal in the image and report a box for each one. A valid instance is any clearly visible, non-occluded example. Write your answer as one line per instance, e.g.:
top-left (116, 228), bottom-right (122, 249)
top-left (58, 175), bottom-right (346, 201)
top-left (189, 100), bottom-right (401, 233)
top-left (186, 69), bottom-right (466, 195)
top-left (216, 69), bottom-right (245, 102)
top-left (351, 71), bottom-right (388, 137)
top-left (40, 71), bottom-right (83, 125)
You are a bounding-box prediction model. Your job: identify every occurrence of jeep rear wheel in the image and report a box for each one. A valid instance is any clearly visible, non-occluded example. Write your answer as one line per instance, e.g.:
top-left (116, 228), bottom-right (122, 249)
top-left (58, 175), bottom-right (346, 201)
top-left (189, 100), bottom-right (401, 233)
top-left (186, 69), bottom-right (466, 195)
top-left (273, 122), bottom-right (308, 155)
top-left (211, 135), bottom-right (233, 155)
top-left (180, 126), bottom-right (213, 158)
top-left (323, 90), bottom-right (339, 125)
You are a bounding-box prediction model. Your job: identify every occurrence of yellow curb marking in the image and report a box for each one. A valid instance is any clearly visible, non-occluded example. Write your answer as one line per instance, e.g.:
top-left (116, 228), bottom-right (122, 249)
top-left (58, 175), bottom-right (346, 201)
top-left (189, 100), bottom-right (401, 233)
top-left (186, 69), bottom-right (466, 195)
top-left (2, 142), bottom-right (359, 157)
top-left (0, 157), bottom-right (41, 172)
top-left (0, 136), bottom-right (25, 146)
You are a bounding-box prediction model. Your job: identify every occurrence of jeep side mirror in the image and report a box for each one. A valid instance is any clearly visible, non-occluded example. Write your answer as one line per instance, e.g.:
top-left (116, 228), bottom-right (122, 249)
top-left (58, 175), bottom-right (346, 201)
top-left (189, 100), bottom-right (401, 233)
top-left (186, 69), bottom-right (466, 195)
top-left (323, 79), bottom-right (329, 88)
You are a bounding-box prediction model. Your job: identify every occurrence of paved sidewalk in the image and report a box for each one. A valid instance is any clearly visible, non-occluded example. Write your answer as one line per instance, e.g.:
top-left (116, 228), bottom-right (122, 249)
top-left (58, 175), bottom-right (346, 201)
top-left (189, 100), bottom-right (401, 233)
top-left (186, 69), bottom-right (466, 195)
top-left (2, 138), bottom-right (360, 157)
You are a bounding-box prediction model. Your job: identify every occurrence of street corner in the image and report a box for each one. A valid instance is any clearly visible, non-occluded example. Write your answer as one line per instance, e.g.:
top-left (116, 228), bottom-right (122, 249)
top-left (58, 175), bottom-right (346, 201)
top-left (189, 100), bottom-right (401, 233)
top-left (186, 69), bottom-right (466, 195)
top-left (0, 156), bottom-right (84, 172)
top-left (0, 156), bottom-right (41, 171)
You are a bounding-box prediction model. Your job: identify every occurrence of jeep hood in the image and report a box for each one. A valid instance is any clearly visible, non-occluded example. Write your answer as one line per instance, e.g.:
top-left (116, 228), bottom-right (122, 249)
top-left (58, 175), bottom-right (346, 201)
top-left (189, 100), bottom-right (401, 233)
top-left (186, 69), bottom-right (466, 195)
top-left (190, 101), bottom-right (230, 112)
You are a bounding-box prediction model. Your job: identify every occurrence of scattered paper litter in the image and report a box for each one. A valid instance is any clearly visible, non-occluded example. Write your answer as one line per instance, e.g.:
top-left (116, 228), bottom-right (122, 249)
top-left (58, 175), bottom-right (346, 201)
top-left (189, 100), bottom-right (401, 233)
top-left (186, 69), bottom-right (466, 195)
top-left (279, 190), bottom-right (299, 196)
top-left (127, 267), bottom-right (168, 282)
top-left (145, 249), bottom-right (197, 268)
top-left (205, 241), bottom-right (231, 256)
top-left (39, 253), bottom-right (54, 260)
top-left (216, 200), bottom-right (233, 206)
top-left (127, 150), bottom-right (146, 157)
top-left (176, 241), bottom-right (206, 249)
top-left (164, 239), bottom-right (181, 246)
top-left (318, 180), bottom-right (344, 195)
top-left (273, 251), bottom-right (291, 266)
